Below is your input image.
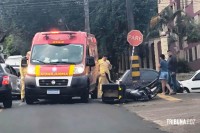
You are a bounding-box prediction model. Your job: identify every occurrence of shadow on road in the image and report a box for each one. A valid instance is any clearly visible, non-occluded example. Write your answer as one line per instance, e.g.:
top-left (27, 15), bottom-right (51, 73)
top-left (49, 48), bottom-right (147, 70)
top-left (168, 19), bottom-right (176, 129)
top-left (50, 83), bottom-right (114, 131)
top-left (32, 96), bottom-right (163, 105)
top-left (33, 99), bottom-right (84, 105)
top-left (30, 98), bottom-right (104, 105)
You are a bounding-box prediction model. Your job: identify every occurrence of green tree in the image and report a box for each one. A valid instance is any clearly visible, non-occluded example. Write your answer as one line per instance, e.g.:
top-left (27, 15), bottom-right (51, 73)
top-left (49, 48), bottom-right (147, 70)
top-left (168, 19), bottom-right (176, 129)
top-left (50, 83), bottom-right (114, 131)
top-left (0, 0), bottom-right (157, 74)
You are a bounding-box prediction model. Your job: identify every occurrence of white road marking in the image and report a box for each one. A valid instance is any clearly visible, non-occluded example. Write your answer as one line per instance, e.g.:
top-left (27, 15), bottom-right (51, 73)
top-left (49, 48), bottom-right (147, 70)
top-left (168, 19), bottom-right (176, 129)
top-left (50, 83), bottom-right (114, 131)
top-left (13, 100), bottom-right (26, 106)
top-left (18, 102), bottom-right (24, 106)
top-left (0, 109), bottom-right (3, 112)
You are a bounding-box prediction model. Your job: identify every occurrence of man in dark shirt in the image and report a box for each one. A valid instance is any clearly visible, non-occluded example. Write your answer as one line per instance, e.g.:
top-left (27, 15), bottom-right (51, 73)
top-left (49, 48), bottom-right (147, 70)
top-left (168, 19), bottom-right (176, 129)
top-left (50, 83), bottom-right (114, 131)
top-left (167, 50), bottom-right (177, 93)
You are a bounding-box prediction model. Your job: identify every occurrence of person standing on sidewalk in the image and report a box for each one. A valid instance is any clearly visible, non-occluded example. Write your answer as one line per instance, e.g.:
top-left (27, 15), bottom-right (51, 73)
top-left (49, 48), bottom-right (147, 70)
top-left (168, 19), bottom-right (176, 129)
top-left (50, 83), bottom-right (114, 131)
top-left (158, 54), bottom-right (174, 95)
top-left (167, 50), bottom-right (178, 93)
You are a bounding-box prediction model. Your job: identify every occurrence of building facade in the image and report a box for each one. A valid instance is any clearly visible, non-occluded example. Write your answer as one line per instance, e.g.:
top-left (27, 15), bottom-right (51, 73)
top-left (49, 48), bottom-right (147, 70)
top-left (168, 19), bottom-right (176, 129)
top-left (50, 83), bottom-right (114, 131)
top-left (144, 0), bottom-right (200, 71)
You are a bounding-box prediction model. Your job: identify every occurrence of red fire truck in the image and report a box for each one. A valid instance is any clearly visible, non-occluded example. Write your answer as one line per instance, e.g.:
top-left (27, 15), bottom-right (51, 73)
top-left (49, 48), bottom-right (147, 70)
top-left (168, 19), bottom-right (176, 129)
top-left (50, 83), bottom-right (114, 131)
top-left (24, 31), bottom-right (99, 104)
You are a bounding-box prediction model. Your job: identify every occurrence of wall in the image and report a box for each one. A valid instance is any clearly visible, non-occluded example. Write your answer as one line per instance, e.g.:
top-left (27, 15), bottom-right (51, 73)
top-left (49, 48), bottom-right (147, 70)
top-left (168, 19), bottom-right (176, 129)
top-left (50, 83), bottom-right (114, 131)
top-left (193, 0), bottom-right (200, 13)
top-left (158, 0), bottom-right (170, 13)
top-left (144, 0), bottom-right (200, 71)
top-left (183, 43), bottom-right (200, 70)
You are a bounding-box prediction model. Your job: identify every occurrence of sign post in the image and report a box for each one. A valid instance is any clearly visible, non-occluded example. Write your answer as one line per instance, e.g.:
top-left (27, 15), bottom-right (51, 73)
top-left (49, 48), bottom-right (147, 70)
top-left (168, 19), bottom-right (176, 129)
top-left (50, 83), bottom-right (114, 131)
top-left (127, 30), bottom-right (143, 82)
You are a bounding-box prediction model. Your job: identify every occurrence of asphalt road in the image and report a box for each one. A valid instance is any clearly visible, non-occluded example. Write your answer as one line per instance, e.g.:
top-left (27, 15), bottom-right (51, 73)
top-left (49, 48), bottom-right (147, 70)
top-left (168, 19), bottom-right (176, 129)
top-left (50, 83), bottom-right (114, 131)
top-left (0, 99), bottom-right (166, 133)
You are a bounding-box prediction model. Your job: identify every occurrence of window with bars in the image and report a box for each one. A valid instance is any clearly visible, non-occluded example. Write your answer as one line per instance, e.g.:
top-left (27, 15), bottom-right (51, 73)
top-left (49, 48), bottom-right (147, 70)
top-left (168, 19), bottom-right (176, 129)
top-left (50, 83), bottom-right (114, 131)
top-left (198, 14), bottom-right (200, 24)
top-left (189, 48), bottom-right (193, 62)
top-left (198, 45), bottom-right (200, 59)
top-left (185, 50), bottom-right (189, 62)
top-left (195, 46), bottom-right (198, 60)
top-left (185, 0), bottom-right (188, 6)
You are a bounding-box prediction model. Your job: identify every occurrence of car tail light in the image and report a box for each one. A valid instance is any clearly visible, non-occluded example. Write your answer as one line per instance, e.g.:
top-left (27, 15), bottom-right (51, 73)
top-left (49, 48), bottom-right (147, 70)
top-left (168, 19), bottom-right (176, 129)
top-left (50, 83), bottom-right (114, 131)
top-left (2, 76), bottom-right (9, 85)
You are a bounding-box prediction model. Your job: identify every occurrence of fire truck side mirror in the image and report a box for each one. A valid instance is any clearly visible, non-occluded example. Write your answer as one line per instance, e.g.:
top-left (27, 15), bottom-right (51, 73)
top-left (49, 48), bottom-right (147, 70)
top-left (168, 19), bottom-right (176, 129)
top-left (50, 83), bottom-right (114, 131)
top-left (21, 57), bottom-right (28, 67)
top-left (86, 56), bottom-right (95, 67)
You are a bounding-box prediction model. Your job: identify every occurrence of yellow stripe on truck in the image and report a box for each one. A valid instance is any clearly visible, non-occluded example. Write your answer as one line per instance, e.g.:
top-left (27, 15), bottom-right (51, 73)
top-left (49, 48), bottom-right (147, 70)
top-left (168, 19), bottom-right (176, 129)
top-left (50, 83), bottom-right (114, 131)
top-left (69, 65), bottom-right (75, 76)
top-left (35, 65), bottom-right (41, 76)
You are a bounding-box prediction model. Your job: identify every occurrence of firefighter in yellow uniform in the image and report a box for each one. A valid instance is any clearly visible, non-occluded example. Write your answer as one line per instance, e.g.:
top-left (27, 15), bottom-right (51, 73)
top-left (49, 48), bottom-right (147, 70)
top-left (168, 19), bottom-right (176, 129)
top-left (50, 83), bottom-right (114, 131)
top-left (97, 55), bottom-right (112, 98)
top-left (20, 51), bottom-right (31, 102)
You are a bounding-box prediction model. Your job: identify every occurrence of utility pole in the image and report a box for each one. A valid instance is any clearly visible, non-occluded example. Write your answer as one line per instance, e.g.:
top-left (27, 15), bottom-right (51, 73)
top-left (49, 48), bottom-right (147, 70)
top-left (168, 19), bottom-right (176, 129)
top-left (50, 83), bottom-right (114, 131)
top-left (126, 0), bottom-right (140, 82)
top-left (84, 0), bottom-right (90, 33)
top-left (176, 0), bottom-right (182, 50)
top-left (126, 0), bottom-right (135, 32)
top-left (126, 0), bottom-right (135, 57)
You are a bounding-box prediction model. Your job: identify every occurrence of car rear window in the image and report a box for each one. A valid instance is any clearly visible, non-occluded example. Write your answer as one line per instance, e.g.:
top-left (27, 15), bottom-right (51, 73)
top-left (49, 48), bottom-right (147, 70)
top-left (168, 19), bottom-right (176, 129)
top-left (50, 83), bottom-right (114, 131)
top-left (5, 58), bottom-right (22, 66)
top-left (140, 70), bottom-right (158, 81)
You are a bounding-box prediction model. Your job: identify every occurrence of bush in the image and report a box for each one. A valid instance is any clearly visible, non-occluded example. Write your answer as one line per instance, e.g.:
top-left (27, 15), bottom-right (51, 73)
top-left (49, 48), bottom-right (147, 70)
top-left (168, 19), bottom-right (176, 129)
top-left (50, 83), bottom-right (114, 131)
top-left (177, 59), bottom-right (191, 73)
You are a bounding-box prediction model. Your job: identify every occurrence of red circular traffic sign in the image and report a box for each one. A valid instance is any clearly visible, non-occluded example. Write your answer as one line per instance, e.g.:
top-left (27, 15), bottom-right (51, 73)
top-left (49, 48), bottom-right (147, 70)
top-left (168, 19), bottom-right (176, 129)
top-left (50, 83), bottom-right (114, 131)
top-left (127, 30), bottom-right (143, 47)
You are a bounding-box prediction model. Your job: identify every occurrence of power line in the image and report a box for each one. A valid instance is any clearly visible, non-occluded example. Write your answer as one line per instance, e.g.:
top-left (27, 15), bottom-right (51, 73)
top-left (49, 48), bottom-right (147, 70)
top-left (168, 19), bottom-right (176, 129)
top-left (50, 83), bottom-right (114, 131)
top-left (0, 1), bottom-right (159, 8)
top-left (0, 0), bottom-right (82, 6)
top-left (0, 1), bottom-right (84, 9)
top-left (0, 0), bottom-right (113, 8)
top-left (158, 1), bottom-right (200, 4)
top-left (0, 1), bottom-right (158, 20)
top-left (0, 2), bottom-right (159, 10)
top-left (0, 4), bottom-right (157, 14)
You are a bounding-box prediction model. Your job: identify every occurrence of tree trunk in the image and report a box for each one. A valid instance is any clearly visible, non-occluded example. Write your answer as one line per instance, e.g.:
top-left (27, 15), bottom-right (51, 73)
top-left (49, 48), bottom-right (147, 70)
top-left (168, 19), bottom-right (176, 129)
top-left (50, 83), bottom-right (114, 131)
top-left (84, 0), bottom-right (90, 33)
top-left (176, 0), bottom-right (183, 50)
top-left (122, 53), bottom-right (125, 73)
top-left (126, 0), bottom-right (135, 32)
top-left (118, 56), bottom-right (122, 74)
top-left (126, 52), bottom-right (129, 70)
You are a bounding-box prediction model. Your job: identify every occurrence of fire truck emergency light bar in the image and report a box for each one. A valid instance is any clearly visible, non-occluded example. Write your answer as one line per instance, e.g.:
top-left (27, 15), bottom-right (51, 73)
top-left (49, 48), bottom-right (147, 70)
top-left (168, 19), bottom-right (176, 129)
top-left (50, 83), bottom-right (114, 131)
top-left (43, 32), bottom-right (76, 40)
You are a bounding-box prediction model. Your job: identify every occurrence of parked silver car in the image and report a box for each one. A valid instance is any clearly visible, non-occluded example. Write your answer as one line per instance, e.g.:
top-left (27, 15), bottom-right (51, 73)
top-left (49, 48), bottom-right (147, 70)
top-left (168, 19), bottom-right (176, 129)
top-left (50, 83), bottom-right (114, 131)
top-left (0, 63), bottom-right (21, 98)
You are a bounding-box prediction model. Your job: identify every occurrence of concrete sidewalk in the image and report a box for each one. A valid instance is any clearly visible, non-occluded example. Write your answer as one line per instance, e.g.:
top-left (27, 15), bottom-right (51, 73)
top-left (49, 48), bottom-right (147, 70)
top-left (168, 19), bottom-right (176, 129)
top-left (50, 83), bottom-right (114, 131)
top-left (122, 93), bottom-right (200, 133)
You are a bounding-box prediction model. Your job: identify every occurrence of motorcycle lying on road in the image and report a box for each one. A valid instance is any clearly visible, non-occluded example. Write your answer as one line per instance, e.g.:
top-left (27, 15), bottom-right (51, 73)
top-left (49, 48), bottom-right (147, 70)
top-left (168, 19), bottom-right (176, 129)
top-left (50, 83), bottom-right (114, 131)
top-left (100, 73), bottom-right (161, 103)
top-left (124, 78), bottom-right (161, 101)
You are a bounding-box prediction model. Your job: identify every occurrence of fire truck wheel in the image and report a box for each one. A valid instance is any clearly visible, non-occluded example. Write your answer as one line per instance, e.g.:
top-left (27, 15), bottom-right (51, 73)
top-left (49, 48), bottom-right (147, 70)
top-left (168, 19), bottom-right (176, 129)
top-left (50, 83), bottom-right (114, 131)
top-left (91, 87), bottom-right (97, 99)
top-left (91, 77), bottom-right (99, 99)
top-left (25, 96), bottom-right (34, 105)
top-left (81, 89), bottom-right (89, 103)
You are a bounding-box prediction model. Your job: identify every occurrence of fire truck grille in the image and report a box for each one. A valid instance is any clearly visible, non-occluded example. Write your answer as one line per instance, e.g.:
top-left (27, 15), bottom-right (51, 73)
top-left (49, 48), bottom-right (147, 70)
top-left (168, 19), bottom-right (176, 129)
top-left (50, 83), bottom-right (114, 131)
top-left (39, 79), bottom-right (68, 87)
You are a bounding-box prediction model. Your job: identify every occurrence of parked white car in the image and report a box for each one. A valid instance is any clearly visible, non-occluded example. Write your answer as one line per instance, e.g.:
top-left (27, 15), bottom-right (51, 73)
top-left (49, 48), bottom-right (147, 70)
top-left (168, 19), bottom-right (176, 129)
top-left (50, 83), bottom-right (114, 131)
top-left (5, 55), bottom-right (22, 73)
top-left (5, 55), bottom-right (22, 66)
top-left (180, 70), bottom-right (200, 93)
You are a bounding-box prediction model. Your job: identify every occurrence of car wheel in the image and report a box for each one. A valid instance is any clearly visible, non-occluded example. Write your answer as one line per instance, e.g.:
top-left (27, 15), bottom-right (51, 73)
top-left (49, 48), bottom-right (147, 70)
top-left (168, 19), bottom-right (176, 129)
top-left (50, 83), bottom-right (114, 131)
top-left (17, 95), bottom-right (21, 100)
top-left (25, 96), bottom-right (34, 105)
top-left (183, 87), bottom-right (190, 93)
top-left (102, 96), bottom-right (108, 103)
top-left (81, 89), bottom-right (89, 103)
top-left (91, 77), bottom-right (99, 99)
top-left (156, 83), bottom-right (162, 93)
top-left (177, 87), bottom-right (184, 93)
top-left (150, 87), bottom-right (159, 98)
top-left (91, 87), bottom-right (97, 99)
top-left (64, 97), bottom-right (72, 103)
top-left (3, 93), bottom-right (12, 108)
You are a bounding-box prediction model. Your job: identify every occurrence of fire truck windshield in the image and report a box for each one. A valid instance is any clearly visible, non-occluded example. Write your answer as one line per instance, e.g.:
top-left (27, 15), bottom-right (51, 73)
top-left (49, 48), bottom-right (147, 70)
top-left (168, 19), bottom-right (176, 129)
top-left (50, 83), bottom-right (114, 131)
top-left (30, 44), bottom-right (83, 65)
